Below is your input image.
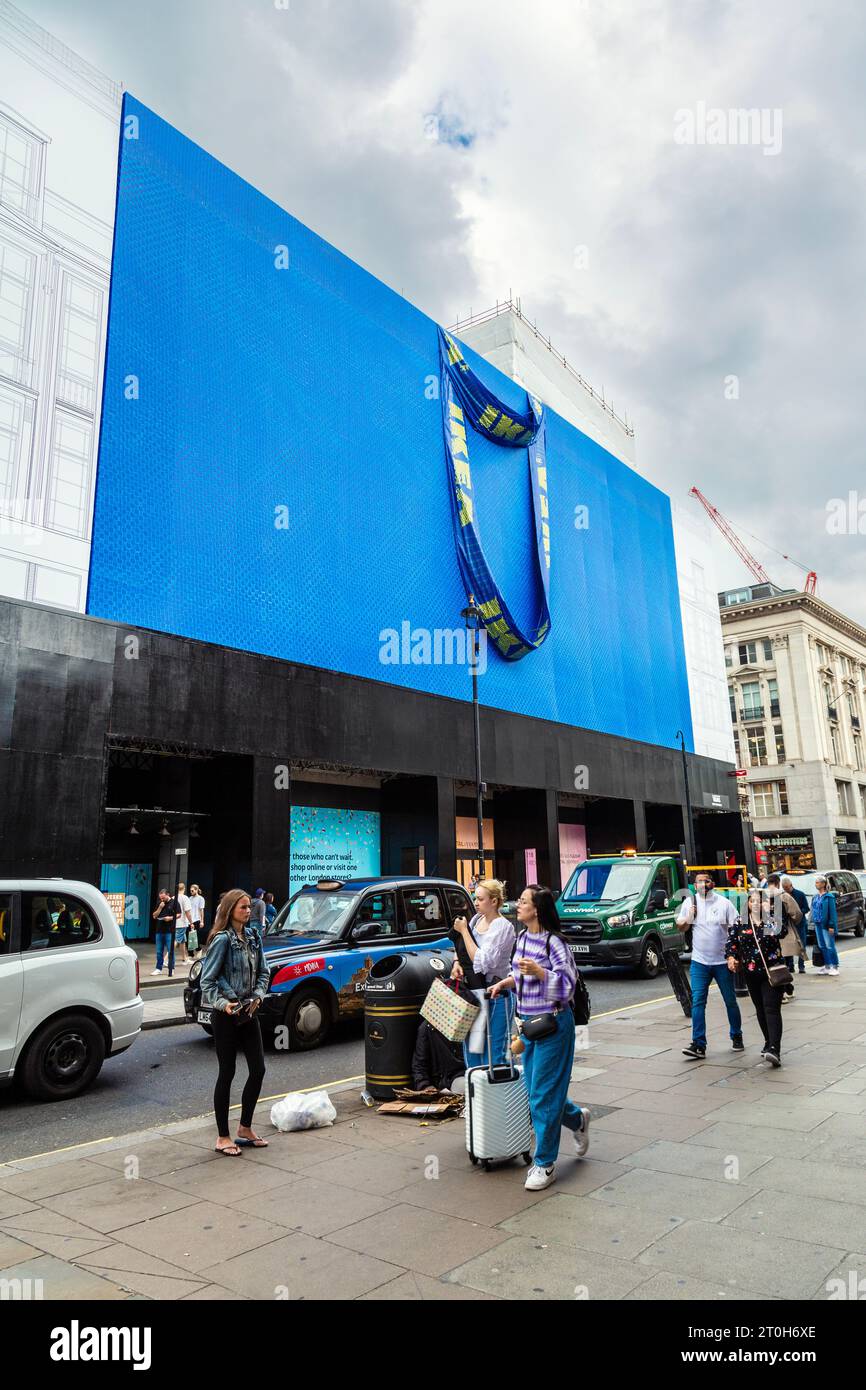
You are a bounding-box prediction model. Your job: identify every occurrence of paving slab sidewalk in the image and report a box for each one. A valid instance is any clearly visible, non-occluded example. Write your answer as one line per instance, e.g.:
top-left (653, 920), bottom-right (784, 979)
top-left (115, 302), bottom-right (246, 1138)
top-left (3, 950), bottom-right (866, 1301)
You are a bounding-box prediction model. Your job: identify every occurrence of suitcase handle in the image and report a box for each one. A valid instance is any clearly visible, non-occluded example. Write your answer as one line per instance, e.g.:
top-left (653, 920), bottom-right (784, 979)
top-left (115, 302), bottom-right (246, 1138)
top-left (483, 989), bottom-right (516, 1082)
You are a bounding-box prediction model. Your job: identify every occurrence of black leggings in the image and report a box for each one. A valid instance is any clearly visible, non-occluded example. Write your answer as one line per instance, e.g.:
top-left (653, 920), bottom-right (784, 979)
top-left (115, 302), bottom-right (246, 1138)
top-left (212, 1011), bottom-right (266, 1136)
top-left (746, 969), bottom-right (783, 1054)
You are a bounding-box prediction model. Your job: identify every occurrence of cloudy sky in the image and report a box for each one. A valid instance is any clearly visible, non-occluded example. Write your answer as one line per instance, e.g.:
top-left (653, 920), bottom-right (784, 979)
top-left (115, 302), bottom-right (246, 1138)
top-left (23, 0), bottom-right (866, 619)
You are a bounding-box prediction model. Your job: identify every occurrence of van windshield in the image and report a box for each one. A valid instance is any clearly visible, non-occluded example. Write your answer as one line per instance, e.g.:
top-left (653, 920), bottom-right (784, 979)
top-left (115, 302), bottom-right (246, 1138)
top-left (561, 861), bottom-right (651, 904)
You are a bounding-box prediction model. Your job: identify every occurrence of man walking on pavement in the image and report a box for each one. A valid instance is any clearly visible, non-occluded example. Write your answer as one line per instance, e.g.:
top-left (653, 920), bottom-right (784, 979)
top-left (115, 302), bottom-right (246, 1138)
top-left (782, 875), bottom-right (810, 978)
top-left (677, 871), bottom-right (743, 1060)
top-left (766, 873), bottom-right (804, 1000)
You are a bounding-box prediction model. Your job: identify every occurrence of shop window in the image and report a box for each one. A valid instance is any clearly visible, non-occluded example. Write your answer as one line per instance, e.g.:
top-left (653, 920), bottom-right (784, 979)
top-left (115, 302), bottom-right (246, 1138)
top-left (21, 893), bottom-right (102, 951)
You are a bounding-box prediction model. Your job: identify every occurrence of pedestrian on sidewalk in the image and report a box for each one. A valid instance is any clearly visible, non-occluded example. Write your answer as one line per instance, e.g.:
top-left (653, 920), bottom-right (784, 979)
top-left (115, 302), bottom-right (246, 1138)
top-left (200, 888), bottom-right (270, 1156)
top-left (726, 889), bottom-right (786, 1066)
top-left (249, 888), bottom-right (267, 929)
top-left (766, 873), bottom-right (803, 1001)
top-left (677, 872), bottom-right (743, 1060)
top-left (151, 889), bottom-right (178, 976)
top-left (175, 881), bottom-right (193, 967)
top-left (782, 876), bottom-right (810, 977)
top-left (264, 892), bottom-right (277, 928)
top-left (489, 884), bottom-right (591, 1193)
top-left (450, 878), bottom-right (515, 1071)
top-left (188, 884), bottom-right (206, 956)
top-left (811, 877), bottom-right (840, 976)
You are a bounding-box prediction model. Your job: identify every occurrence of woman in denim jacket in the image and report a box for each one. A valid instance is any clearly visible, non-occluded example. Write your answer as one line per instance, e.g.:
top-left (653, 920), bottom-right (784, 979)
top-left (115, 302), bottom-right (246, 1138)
top-left (200, 888), bottom-right (270, 1156)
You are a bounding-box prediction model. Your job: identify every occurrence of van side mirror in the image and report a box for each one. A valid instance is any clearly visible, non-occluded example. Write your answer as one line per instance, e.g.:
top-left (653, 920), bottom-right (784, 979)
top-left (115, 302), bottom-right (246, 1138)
top-left (647, 889), bottom-right (668, 912)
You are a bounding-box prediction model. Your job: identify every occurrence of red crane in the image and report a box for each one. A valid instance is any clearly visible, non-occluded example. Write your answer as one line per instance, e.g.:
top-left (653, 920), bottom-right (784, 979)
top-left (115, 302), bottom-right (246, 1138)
top-left (689, 487), bottom-right (818, 595)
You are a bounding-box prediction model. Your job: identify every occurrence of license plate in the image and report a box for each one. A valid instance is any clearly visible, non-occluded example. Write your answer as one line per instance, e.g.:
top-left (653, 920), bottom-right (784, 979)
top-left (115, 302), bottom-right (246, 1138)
top-left (197, 1008), bottom-right (212, 1025)
top-left (571, 945), bottom-right (590, 955)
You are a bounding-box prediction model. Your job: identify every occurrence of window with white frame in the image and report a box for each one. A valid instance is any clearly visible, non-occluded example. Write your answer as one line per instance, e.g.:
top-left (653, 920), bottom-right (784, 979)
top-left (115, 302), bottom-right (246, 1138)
top-left (854, 734), bottom-right (864, 772)
top-left (0, 116), bottom-right (43, 223)
top-left (831, 725), bottom-right (842, 764)
top-left (0, 238), bottom-right (35, 387)
top-left (44, 410), bottom-right (93, 536)
top-left (741, 680), bottom-right (762, 719)
top-left (774, 724), bottom-right (785, 761)
top-left (747, 726), bottom-right (768, 767)
top-left (763, 638), bottom-right (773, 662)
top-left (861, 785), bottom-right (866, 820)
top-left (0, 382), bottom-right (33, 513)
top-left (55, 276), bottom-right (103, 414)
top-left (739, 641), bottom-right (758, 666)
top-left (751, 781), bottom-right (788, 818)
top-left (837, 780), bottom-right (855, 816)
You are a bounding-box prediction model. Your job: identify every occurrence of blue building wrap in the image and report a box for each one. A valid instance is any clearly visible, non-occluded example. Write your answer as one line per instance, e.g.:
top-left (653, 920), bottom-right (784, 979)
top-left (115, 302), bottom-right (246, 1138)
top-left (88, 94), bottom-right (694, 752)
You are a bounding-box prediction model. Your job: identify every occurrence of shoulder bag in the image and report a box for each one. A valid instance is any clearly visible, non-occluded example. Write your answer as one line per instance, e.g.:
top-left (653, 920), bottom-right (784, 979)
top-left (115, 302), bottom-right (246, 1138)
top-left (514, 930), bottom-right (558, 1039)
top-left (753, 925), bottom-right (793, 989)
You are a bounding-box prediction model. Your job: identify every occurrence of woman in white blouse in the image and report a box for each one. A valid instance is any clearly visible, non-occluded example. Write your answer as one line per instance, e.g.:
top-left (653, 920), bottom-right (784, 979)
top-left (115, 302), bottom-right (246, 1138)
top-left (451, 878), bottom-right (516, 1069)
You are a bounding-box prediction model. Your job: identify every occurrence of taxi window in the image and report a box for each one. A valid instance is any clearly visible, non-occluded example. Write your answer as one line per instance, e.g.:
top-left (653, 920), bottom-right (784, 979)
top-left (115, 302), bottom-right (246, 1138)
top-left (402, 888), bottom-right (444, 933)
top-left (21, 894), bottom-right (102, 951)
top-left (355, 892), bottom-right (397, 937)
top-left (0, 894), bottom-right (11, 954)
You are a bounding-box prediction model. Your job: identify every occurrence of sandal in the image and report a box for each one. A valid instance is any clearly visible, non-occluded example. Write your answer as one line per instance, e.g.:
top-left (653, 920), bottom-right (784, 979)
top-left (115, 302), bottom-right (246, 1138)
top-left (214, 1143), bottom-right (242, 1156)
top-left (234, 1136), bottom-right (269, 1148)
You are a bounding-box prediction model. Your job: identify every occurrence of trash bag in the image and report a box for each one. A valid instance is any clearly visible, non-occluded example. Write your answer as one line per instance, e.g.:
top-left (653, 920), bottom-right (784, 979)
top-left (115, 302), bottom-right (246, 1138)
top-left (270, 1089), bottom-right (337, 1132)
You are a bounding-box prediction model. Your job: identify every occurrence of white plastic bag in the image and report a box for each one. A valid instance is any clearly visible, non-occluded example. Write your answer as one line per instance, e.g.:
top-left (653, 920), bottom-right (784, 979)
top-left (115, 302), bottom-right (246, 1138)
top-left (270, 1089), bottom-right (337, 1132)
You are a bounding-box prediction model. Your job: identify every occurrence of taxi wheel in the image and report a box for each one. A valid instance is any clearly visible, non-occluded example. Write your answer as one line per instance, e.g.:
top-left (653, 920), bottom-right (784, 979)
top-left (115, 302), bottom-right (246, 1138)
top-left (285, 988), bottom-right (332, 1050)
top-left (20, 1013), bottom-right (106, 1101)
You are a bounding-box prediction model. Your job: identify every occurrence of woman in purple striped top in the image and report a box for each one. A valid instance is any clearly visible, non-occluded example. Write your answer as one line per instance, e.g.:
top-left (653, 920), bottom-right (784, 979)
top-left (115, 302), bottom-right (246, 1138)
top-left (490, 885), bottom-right (591, 1190)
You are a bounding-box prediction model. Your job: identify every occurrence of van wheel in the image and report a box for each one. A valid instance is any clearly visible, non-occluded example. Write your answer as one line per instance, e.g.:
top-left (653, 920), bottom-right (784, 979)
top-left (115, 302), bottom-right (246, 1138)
top-left (285, 988), bottom-right (332, 1050)
top-left (20, 1014), bottom-right (106, 1102)
top-left (637, 938), bottom-right (662, 979)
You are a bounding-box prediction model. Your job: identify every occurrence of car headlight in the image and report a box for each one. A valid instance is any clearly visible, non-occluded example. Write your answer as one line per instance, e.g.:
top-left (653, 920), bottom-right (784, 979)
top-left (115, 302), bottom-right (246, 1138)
top-left (189, 960), bottom-right (202, 984)
top-left (608, 913), bottom-right (631, 928)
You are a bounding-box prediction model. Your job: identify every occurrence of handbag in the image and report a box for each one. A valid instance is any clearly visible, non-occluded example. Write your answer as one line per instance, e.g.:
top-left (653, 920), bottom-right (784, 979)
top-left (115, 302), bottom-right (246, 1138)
top-left (420, 976), bottom-right (480, 1043)
top-left (187, 927), bottom-right (199, 953)
top-left (753, 927), bottom-right (792, 988)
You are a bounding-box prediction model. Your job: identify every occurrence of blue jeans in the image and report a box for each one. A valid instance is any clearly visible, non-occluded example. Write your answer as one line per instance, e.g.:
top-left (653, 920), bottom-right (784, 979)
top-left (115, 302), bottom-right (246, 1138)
top-left (463, 992), bottom-right (511, 1071)
top-left (690, 960), bottom-right (742, 1049)
top-left (155, 930), bottom-right (175, 973)
top-left (814, 923), bottom-right (839, 968)
top-left (521, 1009), bottom-right (584, 1168)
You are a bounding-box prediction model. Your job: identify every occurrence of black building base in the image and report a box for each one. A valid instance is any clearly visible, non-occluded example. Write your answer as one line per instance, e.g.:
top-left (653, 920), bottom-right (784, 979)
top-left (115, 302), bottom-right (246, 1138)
top-left (0, 599), bottom-right (746, 908)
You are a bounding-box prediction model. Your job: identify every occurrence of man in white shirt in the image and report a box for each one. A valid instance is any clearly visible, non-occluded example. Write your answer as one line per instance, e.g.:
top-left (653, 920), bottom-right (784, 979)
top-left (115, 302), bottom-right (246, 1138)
top-left (677, 872), bottom-right (743, 1060)
top-left (175, 881), bottom-right (193, 965)
top-left (188, 884), bottom-right (205, 957)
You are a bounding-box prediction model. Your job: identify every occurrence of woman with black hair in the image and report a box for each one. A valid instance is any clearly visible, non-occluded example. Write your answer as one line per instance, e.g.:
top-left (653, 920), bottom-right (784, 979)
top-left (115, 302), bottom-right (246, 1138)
top-left (490, 884), bottom-right (591, 1190)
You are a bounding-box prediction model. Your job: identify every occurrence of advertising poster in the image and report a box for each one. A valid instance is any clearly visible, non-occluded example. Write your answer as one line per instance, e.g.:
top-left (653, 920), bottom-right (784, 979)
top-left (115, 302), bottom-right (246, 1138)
top-left (290, 807), bottom-right (381, 895)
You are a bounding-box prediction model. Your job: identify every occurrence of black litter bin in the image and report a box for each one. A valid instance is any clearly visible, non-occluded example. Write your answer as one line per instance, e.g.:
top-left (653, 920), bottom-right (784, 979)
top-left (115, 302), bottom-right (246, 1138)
top-left (364, 948), bottom-right (455, 1100)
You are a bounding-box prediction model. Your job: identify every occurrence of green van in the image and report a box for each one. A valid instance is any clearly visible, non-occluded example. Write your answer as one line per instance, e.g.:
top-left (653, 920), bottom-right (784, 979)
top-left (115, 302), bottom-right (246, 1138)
top-left (555, 853), bottom-right (689, 978)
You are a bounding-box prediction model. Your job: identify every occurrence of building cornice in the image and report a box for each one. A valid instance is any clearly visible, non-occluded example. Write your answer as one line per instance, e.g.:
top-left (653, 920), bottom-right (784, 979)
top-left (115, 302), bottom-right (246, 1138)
top-left (720, 592), bottom-right (866, 650)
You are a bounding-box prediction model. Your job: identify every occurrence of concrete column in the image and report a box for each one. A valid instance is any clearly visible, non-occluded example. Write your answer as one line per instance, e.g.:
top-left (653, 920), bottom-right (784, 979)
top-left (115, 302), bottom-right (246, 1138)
top-left (632, 799), bottom-right (648, 852)
top-left (253, 755), bottom-right (290, 902)
top-left (435, 776), bottom-right (457, 880)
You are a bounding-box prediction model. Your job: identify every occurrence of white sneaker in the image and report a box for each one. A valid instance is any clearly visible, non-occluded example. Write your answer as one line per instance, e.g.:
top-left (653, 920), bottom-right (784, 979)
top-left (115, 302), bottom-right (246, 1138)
top-left (828, 967), bottom-right (839, 976)
top-left (816, 967), bottom-right (829, 975)
top-left (572, 1107), bottom-right (592, 1158)
top-left (524, 1164), bottom-right (556, 1191)
top-left (150, 969), bottom-right (162, 976)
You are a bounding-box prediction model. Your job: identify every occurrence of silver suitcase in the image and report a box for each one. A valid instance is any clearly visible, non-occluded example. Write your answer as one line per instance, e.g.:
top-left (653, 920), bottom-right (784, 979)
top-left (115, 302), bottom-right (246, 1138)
top-left (465, 996), bottom-right (533, 1170)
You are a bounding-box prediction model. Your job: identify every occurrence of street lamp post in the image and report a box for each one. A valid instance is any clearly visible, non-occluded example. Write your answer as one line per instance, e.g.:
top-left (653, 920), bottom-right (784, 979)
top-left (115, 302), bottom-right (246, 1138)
top-left (462, 596), bottom-right (485, 877)
top-left (676, 729), bottom-right (696, 866)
